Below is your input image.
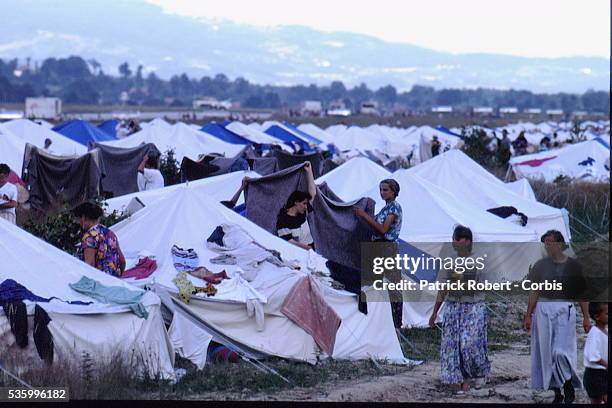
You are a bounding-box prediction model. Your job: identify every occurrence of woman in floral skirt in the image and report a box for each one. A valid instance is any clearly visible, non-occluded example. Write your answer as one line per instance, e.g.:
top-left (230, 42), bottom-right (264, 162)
top-left (428, 225), bottom-right (490, 394)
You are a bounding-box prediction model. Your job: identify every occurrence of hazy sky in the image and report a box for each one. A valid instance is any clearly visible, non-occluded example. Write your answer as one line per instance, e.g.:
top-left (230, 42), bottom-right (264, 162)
top-left (147, 0), bottom-right (609, 58)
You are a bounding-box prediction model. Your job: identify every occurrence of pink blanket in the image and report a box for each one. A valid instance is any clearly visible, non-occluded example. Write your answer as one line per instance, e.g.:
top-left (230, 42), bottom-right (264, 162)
top-left (122, 257), bottom-right (157, 280)
top-left (515, 156), bottom-right (557, 167)
top-left (281, 275), bottom-right (341, 356)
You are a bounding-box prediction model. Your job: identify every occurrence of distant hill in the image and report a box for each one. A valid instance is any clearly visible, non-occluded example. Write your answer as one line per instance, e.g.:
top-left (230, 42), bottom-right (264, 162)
top-left (1, 0), bottom-right (609, 93)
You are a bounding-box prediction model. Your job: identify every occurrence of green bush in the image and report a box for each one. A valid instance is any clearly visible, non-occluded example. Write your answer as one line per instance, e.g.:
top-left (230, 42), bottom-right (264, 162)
top-left (21, 197), bottom-right (128, 253)
top-left (159, 149), bottom-right (181, 186)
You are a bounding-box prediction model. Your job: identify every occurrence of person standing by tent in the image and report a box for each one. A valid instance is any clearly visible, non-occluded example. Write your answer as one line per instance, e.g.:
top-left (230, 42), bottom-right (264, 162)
top-left (275, 162), bottom-right (317, 250)
top-left (0, 164), bottom-right (18, 224)
top-left (74, 202), bottom-right (126, 277)
top-left (512, 132), bottom-right (529, 156)
top-left (498, 129), bottom-right (512, 165)
top-left (431, 135), bottom-right (442, 157)
top-left (428, 225), bottom-right (491, 395)
top-left (354, 178), bottom-right (403, 329)
top-left (137, 154), bottom-right (165, 191)
top-left (522, 229), bottom-right (590, 404)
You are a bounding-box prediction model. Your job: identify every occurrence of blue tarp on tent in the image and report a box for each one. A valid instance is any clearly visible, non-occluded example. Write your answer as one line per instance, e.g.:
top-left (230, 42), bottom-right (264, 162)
top-left (282, 123), bottom-right (323, 145)
top-left (53, 119), bottom-right (116, 145)
top-left (97, 119), bottom-right (119, 138)
top-left (435, 126), bottom-right (463, 138)
top-left (201, 123), bottom-right (251, 145)
top-left (594, 137), bottom-right (610, 150)
top-left (264, 125), bottom-right (309, 150)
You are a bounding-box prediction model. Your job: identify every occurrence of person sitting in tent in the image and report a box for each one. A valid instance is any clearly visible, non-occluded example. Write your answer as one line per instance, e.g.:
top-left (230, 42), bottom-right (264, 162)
top-left (512, 132), bottom-right (529, 155)
top-left (73, 202), bottom-right (126, 277)
top-left (0, 163), bottom-right (18, 225)
top-left (428, 225), bottom-right (491, 395)
top-left (523, 229), bottom-right (590, 404)
top-left (431, 135), bottom-right (442, 157)
top-left (43, 138), bottom-right (53, 153)
top-left (275, 162), bottom-right (317, 250)
top-left (137, 154), bottom-right (165, 191)
top-left (354, 178), bottom-right (403, 329)
top-left (539, 136), bottom-right (551, 152)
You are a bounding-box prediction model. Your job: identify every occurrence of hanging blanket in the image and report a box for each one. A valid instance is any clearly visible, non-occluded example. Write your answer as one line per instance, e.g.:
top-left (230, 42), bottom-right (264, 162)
top-left (22, 144), bottom-right (103, 210)
top-left (244, 163), bottom-right (374, 270)
top-left (281, 275), bottom-right (341, 356)
top-left (89, 142), bottom-right (160, 197)
top-left (180, 147), bottom-right (250, 182)
top-left (251, 157), bottom-right (279, 176)
top-left (273, 150), bottom-right (322, 178)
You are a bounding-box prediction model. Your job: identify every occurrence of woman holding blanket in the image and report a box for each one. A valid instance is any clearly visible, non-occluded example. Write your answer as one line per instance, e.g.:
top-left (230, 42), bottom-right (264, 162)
top-left (355, 178), bottom-right (403, 329)
top-left (428, 225), bottom-right (490, 395)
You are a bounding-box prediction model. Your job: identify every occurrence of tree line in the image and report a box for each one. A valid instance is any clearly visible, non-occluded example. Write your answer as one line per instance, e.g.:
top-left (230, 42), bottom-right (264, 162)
top-left (0, 56), bottom-right (609, 113)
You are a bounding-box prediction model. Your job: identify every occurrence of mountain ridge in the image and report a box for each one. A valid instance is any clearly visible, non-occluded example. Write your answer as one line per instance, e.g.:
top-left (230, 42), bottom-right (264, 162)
top-left (1, 0), bottom-right (609, 93)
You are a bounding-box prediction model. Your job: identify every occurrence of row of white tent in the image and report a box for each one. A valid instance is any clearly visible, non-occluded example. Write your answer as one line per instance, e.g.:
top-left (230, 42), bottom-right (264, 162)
top-left (0, 134), bottom-right (595, 378)
top-left (1, 117), bottom-right (608, 180)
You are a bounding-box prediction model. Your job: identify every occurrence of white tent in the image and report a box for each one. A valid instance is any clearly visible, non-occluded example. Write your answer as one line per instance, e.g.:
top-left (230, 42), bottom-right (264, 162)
top-left (225, 121), bottom-right (291, 148)
top-left (3, 119), bottom-right (86, 156)
top-left (297, 123), bottom-right (336, 144)
top-left (111, 186), bottom-right (406, 365)
top-left (405, 150), bottom-right (569, 239)
top-left (332, 126), bottom-right (388, 153)
top-left (315, 157), bottom-right (391, 202)
top-left (407, 126), bottom-right (463, 163)
top-left (362, 172), bottom-right (541, 328)
top-left (0, 123), bottom-right (25, 174)
top-left (140, 118), bottom-right (173, 130)
top-left (103, 170), bottom-right (260, 214)
top-left (509, 139), bottom-right (610, 183)
top-left (325, 124), bottom-right (348, 137)
top-left (506, 178), bottom-right (537, 201)
top-left (0, 218), bottom-right (175, 379)
top-left (102, 123), bottom-right (244, 162)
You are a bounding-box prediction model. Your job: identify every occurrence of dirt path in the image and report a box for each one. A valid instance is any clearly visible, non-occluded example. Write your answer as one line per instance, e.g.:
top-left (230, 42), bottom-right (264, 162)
top-left (232, 343), bottom-right (591, 403)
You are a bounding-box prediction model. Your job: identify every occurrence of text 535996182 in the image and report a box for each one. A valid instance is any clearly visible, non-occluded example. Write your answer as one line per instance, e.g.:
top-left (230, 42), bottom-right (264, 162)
top-left (1, 387), bottom-right (69, 401)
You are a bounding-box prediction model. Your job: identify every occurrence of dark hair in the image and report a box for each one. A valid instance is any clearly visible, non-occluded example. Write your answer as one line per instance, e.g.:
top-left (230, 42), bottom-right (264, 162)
top-left (73, 202), bottom-right (104, 220)
top-left (588, 302), bottom-right (606, 321)
top-left (146, 155), bottom-right (159, 168)
top-left (453, 225), bottom-right (473, 252)
top-left (380, 179), bottom-right (400, 198)
top-left (0, 163), bottom-right (10, 175)
top-left (281, 191), bottom-right (311, 214)
top-left (540, 229), bottom-right (569, 250)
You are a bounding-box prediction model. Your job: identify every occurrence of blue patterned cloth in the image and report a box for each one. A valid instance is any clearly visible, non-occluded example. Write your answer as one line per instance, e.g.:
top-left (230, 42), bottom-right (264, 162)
top-left (440, 301), bottom-right (491, 384)
top-left (373, 200), bottom-right (402, 242)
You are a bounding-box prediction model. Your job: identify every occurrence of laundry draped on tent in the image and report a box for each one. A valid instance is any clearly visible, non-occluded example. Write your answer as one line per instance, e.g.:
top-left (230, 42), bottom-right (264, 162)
top-left (22, 144), bottom-right (103, 210)
top-left (110, 185), bottom-right (406, 365)
top-left (0, 217), bottom-right (175, 379)
top-left (244, 163), bottom-right (374, 270)
top-left (89, 142), bottom-right (160, 197)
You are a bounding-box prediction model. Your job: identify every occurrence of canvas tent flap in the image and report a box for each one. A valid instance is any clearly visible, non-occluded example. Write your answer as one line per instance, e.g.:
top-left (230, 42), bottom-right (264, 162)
top-left (109, 184), bottom-right (405, 364)
top-left (0, 217), bottom-right (175, 379)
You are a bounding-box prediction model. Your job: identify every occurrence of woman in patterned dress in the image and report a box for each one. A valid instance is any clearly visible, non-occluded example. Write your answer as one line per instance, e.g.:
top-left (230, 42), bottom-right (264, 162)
top-left (354, 178), bottom-right (403, 328)
top-left (73, 202), bottom-right (126, 277)
top-left (428, 225), bottom-right (491, 395)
